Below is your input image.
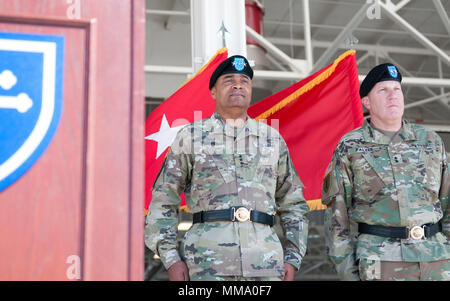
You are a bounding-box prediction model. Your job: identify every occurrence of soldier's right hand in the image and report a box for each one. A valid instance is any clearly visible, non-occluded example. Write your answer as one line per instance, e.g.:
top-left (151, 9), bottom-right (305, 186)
top-left (168, 260), bottom-right (190, 281)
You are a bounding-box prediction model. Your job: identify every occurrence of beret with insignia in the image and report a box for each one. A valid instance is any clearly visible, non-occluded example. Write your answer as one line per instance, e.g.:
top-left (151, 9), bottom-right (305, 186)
top-left (359, 63), bottom-right (402, 98)
top-left (209, 55), bottom-right (254, 90)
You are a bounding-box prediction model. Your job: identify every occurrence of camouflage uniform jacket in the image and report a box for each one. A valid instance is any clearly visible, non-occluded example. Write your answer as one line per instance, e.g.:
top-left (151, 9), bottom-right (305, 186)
top-left (322, 119), bottom-right (450, 280)
top-left (145, 112), bottom-right (309, 278)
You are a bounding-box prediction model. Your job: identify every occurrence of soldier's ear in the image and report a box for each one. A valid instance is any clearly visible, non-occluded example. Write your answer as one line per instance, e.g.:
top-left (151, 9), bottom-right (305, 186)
top-left (362, 96), bottom-right (370, 110)
top-left (211, 86), bottom-right (217, 100)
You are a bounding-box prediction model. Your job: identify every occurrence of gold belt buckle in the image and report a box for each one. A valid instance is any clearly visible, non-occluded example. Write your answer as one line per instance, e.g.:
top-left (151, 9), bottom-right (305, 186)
top-left (409, 225), bottom-right (425, 240)
top-left (233, 207), bottom-right (252, 222)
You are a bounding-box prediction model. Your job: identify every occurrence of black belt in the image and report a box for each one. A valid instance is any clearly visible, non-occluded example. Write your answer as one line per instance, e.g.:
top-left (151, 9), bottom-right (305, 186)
top-left (193, 206), bottom-right (275, 227)
top-left (358, 222), bottom-right (441, 240)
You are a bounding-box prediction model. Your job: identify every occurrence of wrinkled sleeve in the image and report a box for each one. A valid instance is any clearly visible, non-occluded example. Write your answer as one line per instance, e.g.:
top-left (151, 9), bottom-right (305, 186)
top-left (144, 129), bottom-right (192, 270)
top-left (275, 138), bottom-right (310, 270)
top-left (440, 143), bottom-right (450, 239)
top-left (321, 145), bottom-right (360, 281)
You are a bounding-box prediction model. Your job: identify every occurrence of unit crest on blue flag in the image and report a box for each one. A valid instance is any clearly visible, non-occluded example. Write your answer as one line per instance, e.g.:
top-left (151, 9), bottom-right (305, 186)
top-left (0, 32), bottom-right (65, 192)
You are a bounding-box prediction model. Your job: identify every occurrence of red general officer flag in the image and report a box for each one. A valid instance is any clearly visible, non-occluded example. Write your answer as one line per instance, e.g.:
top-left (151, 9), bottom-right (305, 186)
top-left (248, 50), bottom-right (363, 210)
top-left (145, 48), bottom-right (228, 213)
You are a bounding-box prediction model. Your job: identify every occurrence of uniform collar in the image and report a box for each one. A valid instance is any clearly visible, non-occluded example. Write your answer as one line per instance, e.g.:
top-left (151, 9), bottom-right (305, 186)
top-left (362, 119), bottom-right (417, 144)
top-left (210, 111), bottom-right (260, 138)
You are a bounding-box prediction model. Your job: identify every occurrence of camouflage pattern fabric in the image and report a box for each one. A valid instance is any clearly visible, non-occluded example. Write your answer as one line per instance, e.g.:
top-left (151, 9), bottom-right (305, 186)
top-left (145, 112), bottom-right (309, 278)
top-left (322, 119), bottom-right (450, 280)
top-left (190, 274), bottom-right (282, 281)
top-left (359, 258), bottom-right (450, 281)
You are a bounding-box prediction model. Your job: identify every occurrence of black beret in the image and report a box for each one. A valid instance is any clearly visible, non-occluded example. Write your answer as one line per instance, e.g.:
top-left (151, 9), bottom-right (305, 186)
top-left (360, 63), bottom-right (402, 98)
top-left (209, 55), bottom-right (254, 90)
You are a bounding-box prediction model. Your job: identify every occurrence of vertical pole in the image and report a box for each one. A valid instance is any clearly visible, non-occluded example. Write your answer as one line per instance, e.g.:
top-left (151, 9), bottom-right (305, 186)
top-left (302, 0), bottom-right (313, 73)
top-left (437, 58), bottom-right (450, 107)
top-left (437, 58), bottom-right (444, 96)
top-left (191, 0), bottom-right (247, 73)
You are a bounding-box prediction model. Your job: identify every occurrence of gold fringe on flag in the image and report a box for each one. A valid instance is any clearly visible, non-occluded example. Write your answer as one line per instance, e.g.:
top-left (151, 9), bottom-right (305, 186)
top-left (179, 48), bottom-right (228, 89)
top-left (250, 50), bottom-right (357, 211)
top-left (150, 49), bottom-right (348, 214)
top-left (307, 199), bottom-right (327, 211)
top-left (254, 50), bottom-right (356, 121)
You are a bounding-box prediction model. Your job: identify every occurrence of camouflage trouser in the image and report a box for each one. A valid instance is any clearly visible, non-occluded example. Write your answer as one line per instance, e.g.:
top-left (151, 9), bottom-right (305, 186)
top-left (190, 273), bottom-right (282, 281)
top-left (359, 258), bottom-right (450, 281)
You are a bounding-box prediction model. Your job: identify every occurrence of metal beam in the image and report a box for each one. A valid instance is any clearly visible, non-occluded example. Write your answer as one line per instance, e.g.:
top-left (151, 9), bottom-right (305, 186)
top-left (432, 0), bottom-right (450, 36)
top-left (264, 19), bottom-right (450, 39)
top-left (163, 0), bottom-right (177, 30)
top-left (395, 0), bottom-right (411, 11)
top-left (312, 2), bottom-right (371, 71)
top-left (266, 53), bottom-right (289, 71)
top-left (144, 65), bottom-right (193, 74)
top-left (437, 58), bottom-right (447, 102)
top-left (143, 66), bottom-right (450, 89)
top-left (356, 51), bottom-right (372, 65)
top-left (268, 37), bottom-right (450, 57)
top-left (252, 69), bottom-right (450, 88)
top-left (253, 70), bottom-right (303, 80)
top-left (379, 1), bottom-right (450, 67)
top-left (146, 9), bottom-right (190, 17)
top-left (385, 0), bottom-right (411, 12)
top-left (245, 25), bottom-right (306, 74)
top-left (358, 75), bottom-right (450, 88)
top-left (381, 50), bottom-right (449, 107)
top-left (404, 92), bottom-right (450, 109)
top-left (397, 77), bottom-right (450, 88)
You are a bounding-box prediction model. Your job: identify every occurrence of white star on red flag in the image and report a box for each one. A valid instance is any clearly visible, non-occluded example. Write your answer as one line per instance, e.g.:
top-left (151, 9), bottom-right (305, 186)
top-left (145, 114), bottom-right (186, 159)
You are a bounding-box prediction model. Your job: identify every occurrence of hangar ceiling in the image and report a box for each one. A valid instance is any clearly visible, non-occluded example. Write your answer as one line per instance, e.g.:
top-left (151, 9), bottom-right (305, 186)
top-left (145, 0), bottom-right (450, 126)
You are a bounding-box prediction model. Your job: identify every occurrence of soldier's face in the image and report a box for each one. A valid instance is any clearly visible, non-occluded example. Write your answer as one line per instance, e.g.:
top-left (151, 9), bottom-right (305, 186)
top-left (211, 73), bottom-right (252, 116)
top-left (363, 81), bottom-right (404, 123)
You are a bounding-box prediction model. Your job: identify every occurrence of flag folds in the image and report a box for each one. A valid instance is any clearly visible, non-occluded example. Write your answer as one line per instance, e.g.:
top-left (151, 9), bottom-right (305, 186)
top-left (248, 50), bottom-right (363, 210)
top-left (145, 48), bottom-right (228, 213)
top-left (145, 49), bottom-right (363, 213)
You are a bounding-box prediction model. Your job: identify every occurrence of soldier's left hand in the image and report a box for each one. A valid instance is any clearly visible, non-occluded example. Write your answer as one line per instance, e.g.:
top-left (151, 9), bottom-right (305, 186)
top-left (283, 263), bottom-right (296, 281)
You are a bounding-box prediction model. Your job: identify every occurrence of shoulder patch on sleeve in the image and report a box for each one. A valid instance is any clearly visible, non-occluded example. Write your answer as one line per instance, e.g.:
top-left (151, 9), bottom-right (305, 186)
top-left (321, 160), bottom-right (339, 205)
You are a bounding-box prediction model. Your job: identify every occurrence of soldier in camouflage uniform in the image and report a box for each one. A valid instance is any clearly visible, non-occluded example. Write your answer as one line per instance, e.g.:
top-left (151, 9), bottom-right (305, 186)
top-left (322, 63), bottom-right (450, 281)
top-left (145, 55), bottom-right (309, 281)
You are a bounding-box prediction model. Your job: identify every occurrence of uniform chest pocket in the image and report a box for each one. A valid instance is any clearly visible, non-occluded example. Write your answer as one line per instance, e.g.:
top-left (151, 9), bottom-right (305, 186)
top-left (389, 146), bottom-right (433, 189)
top-left (254, 146), bottom-right (278, 183)
top-left (351, 151), bottom-right (394, 200)
top-left (414, 147), bottom-right (442, 195)
top-left (210, 153), bottom-right (236, 183)
top-left (191, 153), bottom-right (234, 197)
